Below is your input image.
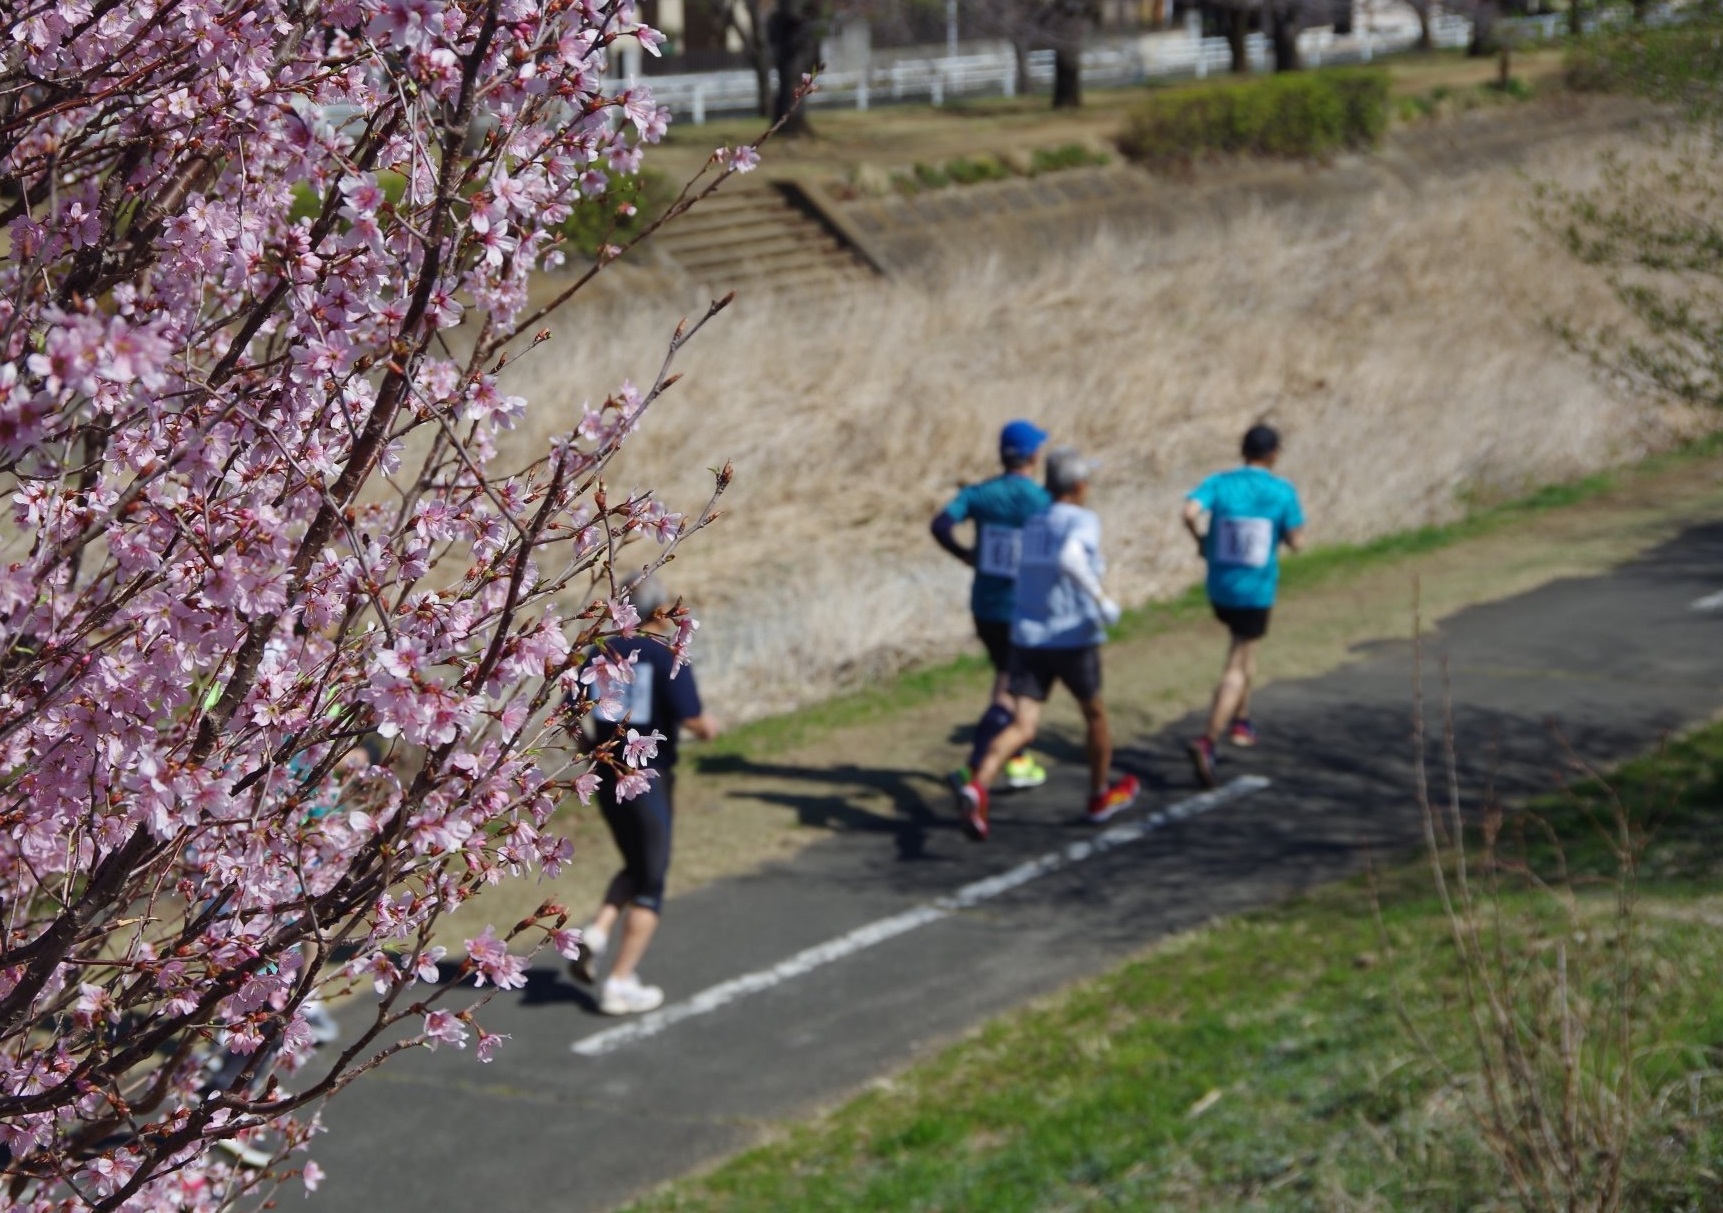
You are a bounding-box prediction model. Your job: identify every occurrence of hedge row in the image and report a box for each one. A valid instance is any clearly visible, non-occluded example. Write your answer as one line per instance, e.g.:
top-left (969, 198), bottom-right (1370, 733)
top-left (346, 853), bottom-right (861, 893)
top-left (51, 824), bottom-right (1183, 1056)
top-left (1118, 68), bottom-right (1390, 168)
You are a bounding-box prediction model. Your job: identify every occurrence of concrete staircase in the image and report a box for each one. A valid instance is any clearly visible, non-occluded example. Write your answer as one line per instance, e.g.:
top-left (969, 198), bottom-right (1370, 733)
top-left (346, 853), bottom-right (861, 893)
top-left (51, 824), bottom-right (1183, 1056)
top-left (652, 181), bottom-right (879, 297)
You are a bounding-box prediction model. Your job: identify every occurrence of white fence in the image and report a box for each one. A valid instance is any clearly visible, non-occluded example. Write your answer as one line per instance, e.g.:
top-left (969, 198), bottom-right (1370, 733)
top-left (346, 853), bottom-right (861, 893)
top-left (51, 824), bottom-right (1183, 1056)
top-left (617, 0), bottom-right (1689, 122)
top-left (623, 14), bottom-right (1475, 123)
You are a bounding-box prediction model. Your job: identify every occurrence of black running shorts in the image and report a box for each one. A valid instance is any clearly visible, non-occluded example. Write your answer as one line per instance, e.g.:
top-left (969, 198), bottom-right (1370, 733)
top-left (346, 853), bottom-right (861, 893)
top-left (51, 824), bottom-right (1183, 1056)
top-left (598, 772), bottom-right (674, 913)
top-left (974, 617), bottom-right (1014, 672)
top-left (1213, 604), bottom-right (1271, 641)
top-left (1008, 645), bottom-right (1103, 703)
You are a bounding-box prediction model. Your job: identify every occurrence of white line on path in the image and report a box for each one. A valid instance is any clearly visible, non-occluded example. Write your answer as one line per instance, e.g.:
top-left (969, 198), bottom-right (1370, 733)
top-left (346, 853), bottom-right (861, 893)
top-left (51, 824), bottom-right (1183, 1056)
top-left (1693, 589), bottom-right (1723, 612)
top-left (571, 775), bottom-right (1271, 1058)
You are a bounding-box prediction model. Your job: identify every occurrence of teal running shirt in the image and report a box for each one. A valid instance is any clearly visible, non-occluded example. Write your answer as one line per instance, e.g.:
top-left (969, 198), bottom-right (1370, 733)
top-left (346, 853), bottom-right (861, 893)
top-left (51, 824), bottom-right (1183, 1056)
top-left (1188, 466), bottom-right (1305, 609)
top-left (942, 473), bottom-right (1054, 623)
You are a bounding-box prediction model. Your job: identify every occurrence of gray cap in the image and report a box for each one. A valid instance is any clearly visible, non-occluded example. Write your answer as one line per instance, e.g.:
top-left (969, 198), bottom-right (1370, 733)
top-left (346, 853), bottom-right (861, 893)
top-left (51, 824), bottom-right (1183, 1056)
top-left (622, 572), bottom-right (670, 619)
top-left (1044, 446), bottom-right (1098, 497)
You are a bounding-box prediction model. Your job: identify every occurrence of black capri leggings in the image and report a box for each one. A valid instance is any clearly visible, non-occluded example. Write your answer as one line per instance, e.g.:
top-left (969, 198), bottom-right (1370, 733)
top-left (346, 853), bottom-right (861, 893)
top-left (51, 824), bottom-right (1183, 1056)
top-left (599, 773), bottom-right (674, 913)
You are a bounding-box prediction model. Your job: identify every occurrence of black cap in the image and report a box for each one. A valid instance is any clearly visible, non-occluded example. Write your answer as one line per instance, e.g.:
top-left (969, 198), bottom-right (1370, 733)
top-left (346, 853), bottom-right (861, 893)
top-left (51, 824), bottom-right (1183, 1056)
top-left (1242, 425), bottom-right (1280, 462)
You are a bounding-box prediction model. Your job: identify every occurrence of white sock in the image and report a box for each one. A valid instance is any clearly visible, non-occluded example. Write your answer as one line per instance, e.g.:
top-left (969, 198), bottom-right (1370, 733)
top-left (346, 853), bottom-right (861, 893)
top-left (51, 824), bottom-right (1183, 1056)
top-left (584, 925), bottom-right (609, 957)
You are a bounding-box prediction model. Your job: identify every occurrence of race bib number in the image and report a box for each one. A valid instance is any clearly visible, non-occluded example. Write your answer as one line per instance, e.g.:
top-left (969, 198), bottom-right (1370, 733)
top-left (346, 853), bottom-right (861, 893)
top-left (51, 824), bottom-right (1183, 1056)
top-left (977, 525), bottom-right (1023, 578)
top-left (1213, 517), bottom-right (1273, 568)
top-left (1019, 519), bottom-right (1060, 567)
top-left (596, 671), bottom-right (655, 725)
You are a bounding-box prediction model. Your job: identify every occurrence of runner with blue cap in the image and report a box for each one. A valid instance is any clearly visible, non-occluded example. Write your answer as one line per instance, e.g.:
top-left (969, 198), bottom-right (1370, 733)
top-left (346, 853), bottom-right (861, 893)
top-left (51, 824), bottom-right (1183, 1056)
top-left (931, 419), bottom-right (1054, 793)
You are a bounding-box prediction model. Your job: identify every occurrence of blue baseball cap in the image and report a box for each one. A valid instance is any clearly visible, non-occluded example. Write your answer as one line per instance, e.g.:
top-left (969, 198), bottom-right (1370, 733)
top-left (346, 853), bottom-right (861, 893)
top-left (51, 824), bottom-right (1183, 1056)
top-left (999, 419), bottom-right (1048, 461)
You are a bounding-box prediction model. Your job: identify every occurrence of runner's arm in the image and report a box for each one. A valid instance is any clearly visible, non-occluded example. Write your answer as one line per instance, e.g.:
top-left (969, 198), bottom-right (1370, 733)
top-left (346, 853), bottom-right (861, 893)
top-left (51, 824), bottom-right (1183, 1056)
top-left (930, 512), bottom-right (974, 566)
top-left (1058, 533), bottom-right (1121, 625)
top-left (1283, 525), bottom-right (1307, 553)
top-left (1181, 498), bottom-right (1206, 552)
top-left (682, 714), bottom-right (720, 741)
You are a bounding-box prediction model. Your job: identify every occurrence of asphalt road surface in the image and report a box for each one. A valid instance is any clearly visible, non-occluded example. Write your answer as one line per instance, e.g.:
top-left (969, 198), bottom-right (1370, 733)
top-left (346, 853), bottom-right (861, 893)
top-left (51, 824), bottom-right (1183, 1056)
top-left (307, 519), bottom-right (1723, 1213)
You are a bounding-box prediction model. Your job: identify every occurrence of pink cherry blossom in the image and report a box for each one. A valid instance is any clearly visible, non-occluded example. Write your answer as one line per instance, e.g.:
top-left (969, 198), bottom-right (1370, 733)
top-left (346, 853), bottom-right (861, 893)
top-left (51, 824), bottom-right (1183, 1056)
top-left (423, 1010), bottom-right (469, 1051)
top-left (0, 0), bottom-right (744, 1200)
top-left (623, 728), bottom-right (665, 767)
top-left (464, 927), bottom-right (529, 990)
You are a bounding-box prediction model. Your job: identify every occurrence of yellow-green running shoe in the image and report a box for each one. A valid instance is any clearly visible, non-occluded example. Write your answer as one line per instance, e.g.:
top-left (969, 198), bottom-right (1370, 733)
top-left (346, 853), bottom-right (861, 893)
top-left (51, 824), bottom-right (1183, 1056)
top-left (1004, 754), bottom-right (1048, 790)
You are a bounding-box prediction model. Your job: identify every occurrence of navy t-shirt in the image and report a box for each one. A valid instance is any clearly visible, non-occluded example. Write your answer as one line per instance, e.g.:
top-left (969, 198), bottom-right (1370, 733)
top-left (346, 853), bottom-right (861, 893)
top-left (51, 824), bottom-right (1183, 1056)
top-left (585, 635), bottom-right (704, 772)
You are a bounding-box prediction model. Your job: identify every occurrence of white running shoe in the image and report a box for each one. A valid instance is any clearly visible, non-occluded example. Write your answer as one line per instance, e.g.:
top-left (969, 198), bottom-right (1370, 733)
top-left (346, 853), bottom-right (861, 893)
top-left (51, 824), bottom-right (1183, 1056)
top-left (568, 924), bottom-right (607, 985)
top-left (599, 973), bottom-right (665, 1016)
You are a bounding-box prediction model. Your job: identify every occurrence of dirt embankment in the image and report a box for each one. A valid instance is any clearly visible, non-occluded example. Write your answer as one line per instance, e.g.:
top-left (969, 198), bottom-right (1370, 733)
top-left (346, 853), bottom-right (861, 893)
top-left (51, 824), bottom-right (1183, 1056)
top-left (501, 93), bottom-right (1698, 722)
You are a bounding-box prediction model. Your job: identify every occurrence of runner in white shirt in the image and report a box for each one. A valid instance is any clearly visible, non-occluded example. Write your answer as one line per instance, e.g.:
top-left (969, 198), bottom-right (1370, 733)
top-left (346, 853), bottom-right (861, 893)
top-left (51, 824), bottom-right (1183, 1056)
top-left (957, 448), bottom-right (1140, 841)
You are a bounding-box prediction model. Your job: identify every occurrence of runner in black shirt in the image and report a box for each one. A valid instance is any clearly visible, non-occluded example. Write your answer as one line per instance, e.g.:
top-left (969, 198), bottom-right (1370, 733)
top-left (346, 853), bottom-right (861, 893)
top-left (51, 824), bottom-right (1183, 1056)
top-left (568, 577), bottom-right (719, 1015)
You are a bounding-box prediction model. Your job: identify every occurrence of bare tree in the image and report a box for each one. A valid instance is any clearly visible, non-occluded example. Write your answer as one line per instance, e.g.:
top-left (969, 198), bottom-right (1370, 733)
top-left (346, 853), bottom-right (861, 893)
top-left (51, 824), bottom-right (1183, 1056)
top-left (968, 0), bottom-right (1096, 106)
top-left (704, 0), bottom-right (775, 114)
top-left (768, 0), bottom-right (827, 130)
top-left (1205, 0), bottom-right (1324, 72)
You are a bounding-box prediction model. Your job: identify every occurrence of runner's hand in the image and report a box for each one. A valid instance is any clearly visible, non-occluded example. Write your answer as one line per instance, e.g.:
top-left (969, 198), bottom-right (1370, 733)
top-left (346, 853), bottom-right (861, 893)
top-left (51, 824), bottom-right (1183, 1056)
top-left (1100, 597), bottom-right (1122, 626)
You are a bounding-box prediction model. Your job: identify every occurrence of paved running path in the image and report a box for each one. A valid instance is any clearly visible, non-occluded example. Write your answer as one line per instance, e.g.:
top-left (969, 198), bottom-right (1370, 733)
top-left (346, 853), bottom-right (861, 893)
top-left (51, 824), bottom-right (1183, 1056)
top-left (308, 519), bottom-right (1723, 1213)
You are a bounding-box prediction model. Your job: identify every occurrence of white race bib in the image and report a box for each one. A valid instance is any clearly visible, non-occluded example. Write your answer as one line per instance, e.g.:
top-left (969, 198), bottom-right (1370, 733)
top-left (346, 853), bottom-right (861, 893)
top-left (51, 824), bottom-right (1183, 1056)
top-left (596, 670), bottom-right (654, 724)
top-left (1213, 517), bottom-right (1273, 568)
top-left (1019, 518), bottom-right (1059, 567)
top-left (977, 525), bottom-right (1023, 578)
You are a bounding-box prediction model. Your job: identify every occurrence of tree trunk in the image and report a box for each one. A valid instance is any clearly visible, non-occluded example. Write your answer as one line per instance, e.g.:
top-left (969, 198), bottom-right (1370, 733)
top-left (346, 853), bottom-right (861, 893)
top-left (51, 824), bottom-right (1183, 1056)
top-left (1012, 35), bottom-right (1033, 95)
top-left (1268, 0), bottom-right (1300, 70)
top-left (1049, 6), bottom-right (1083, 107)
top-left (1567, 0), bottom-right (1582, 37)
top-left (748, 0), bottom-right (771, 118)
top-left (1414, 0), bottom-right (1432, 50)
top-left (1468, 0), bottom-right (1498, 55)
top-left (1632, 0), bottom-right (1649, 21)
top-left (750, 48), bottom-right (772, 117)
top-left (1227, 5), bottom-right (1249, 72)
top-left (768, 0), bottom-right (819, 133)
top-left (1051, 45), bottom-right (1081, 106)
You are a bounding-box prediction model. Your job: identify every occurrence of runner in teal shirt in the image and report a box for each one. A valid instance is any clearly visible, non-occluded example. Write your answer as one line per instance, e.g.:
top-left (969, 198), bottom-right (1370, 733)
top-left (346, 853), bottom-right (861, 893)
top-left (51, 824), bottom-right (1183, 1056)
top-left (931, 420), bottom-right (1054, 791)
top-left (1181, 425), bottom-right (1307, 787)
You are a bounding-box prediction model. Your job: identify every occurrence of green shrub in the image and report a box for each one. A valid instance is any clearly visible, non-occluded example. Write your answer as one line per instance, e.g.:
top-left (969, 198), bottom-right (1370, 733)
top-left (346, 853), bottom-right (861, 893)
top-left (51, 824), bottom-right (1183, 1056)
top-left (1494, 75), bottom-right (1535, 101)
top-left (287, 170), bottom-right (408, 226)
top-left (1028, 142), bottom-right (1111, 174)
top-left (912, 161), bottom-right (951, 189)
top-left (1118, 67), bottom-right (1389, 168)
top-left (944, 154), bottom-right (1011, 185)
top-left (1566, 20), bottom-right (1723, 105)
top-left (558, 169), bottom-right (676, 259)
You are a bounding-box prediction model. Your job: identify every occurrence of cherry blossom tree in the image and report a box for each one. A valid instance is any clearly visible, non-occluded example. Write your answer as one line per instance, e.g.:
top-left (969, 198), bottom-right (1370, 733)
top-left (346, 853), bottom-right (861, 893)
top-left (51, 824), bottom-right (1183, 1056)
top-left (0, 0), bottom-right (766, 1207)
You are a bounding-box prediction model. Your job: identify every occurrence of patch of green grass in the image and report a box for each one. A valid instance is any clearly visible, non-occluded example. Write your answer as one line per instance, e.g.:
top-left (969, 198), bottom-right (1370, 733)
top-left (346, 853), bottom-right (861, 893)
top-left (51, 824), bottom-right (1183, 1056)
top-left (1027, 142), bottom-right (1110, 174)
top-left (707, 432), bottom-right (1723, 762)
top-left (1392, 76), bottom-right (1537, 122)
top-left (632, 728), bottom-right (1723, 1213)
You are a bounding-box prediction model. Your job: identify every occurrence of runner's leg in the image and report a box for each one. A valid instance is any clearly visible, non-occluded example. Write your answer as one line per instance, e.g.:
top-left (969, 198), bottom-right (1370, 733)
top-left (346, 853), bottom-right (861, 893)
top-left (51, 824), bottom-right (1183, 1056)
top-left (608, 908), bottom-right (660, 983)
top-left (590, 875), bottom-right (633, 939)
top-left (976, 696), bottom-right (1041, 790)
top-left (607, 778), bottom-right (672, 983)
top-left (966, 620), bottom-right (1019, 772)
top-left (1078, 695), bottom-right (1111, 798)
top-left (1233, 640), bottom-right (1258, 724)
top-left (1205, 635), bottom-right (1257, 742)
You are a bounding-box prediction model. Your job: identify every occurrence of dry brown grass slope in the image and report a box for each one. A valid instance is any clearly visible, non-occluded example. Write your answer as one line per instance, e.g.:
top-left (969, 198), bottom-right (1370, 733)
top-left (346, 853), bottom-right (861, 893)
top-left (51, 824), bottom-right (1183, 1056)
top-left (501, 125), bottom-right (1701, 721)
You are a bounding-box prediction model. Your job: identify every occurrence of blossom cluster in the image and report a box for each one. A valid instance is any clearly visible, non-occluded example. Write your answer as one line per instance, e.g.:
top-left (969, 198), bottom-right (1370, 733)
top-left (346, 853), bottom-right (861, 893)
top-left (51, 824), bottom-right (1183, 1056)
top-left (0, 0), bottom-right (738, 1207)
